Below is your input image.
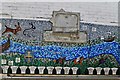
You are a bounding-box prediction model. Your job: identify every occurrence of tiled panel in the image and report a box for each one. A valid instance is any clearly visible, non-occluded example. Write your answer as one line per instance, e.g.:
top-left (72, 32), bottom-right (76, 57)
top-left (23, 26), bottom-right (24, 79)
top-left (0, 19), bottom-right (118, 41)
top-left (0, 19), bottom-right (119, 75)
top-left (0, 2), bottom-right (120, 77)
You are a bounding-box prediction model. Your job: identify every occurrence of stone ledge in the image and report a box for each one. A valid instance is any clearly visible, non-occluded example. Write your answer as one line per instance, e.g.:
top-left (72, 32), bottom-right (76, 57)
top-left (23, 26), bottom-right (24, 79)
top-left (1, 74), bottom-right (120, 80)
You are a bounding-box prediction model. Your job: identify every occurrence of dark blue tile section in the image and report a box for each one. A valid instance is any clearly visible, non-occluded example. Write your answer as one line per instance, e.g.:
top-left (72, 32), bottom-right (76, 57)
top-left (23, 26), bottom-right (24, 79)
top-left (0, 39), bottom-right (120, 64)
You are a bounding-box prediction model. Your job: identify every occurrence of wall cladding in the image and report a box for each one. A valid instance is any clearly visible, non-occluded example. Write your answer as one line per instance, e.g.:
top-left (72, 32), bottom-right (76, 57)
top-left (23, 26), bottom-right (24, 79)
top-left (0, 19), bottom-right (120, 75)
top-left (0, 19), bottom-right (118, 42)
top-left (1, 2), bottom-right (118, 25)
top-left (0, 2), bottom-right (120, 76)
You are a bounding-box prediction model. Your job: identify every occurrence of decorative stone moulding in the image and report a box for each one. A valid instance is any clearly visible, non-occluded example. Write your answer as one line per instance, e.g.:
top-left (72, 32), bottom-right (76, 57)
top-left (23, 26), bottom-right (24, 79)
top-left (47, 66), bottom-right (54, 74)
top-left (63, 67), bottom-right (70, 74)
top-left (1, 66), bottom-right (9, 74)
top-left (103, 67), bottom-right (110, 75)
top-left (95, 67), bottom-right (102, 75)
top-left (87, 67), bottom-right (94, 75)
top-left (29, 66), bottom-right (36, 74)
top-left (38, 66), bottom-right (45, 74)
top-left (50, 9), bottom-right (80, 33)
top-left (111, 68), bottom-right (118, 75)
top-left (44, 9), bottom-right (87, 43)
top-left (20, 66), bottom-right (27, 74)
top-left (55, 67), bottom-right (62, 74)
top-left (11, 66), bottom-right (18, 74)
top-left (71, 67), bottom-right (78, 74)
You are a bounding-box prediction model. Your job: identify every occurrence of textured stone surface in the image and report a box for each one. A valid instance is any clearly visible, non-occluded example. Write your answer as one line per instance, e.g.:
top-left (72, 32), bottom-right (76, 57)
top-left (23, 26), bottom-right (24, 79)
top-left (1, 2), bottom-right (118, 25)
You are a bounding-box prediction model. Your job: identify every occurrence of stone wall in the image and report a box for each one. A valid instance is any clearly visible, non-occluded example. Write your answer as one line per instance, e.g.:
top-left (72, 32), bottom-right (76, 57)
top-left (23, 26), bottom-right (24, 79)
top-left (1, 2), bottom-right (118, 25)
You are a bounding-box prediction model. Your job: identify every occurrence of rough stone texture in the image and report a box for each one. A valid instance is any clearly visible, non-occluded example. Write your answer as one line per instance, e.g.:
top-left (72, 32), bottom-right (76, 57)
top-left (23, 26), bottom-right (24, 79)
top-left (1, 2), bottom-right (118, 25)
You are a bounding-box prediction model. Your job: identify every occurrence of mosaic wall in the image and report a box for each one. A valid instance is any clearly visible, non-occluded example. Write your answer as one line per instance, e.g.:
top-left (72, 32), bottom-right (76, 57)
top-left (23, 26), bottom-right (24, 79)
top-left (0, 18), bottom-right (120, 75)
